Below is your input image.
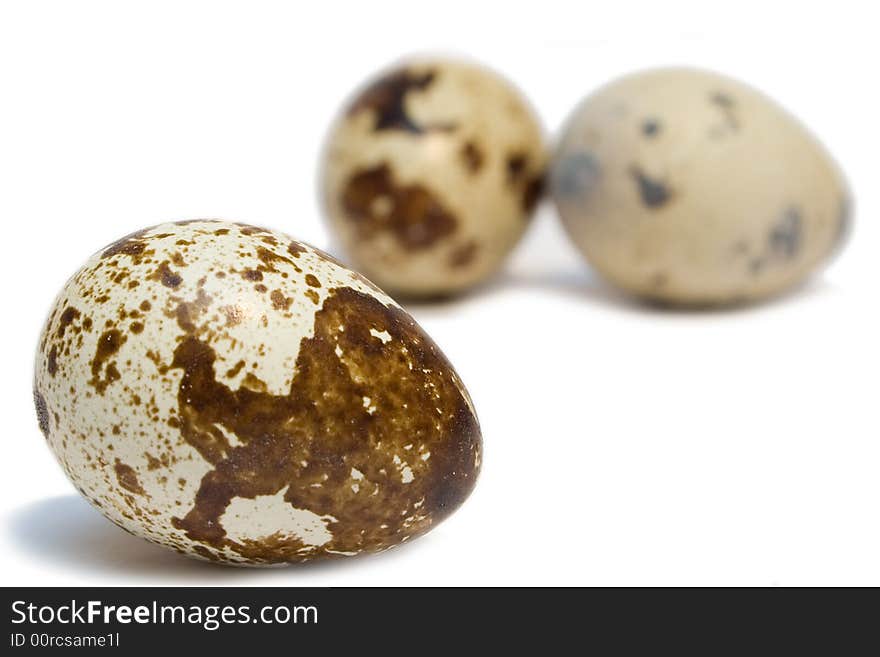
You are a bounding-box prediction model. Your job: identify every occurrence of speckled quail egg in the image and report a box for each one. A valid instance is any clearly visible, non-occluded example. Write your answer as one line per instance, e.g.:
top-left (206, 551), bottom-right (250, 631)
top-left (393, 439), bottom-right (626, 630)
top-left (550, 68), bottom-right (851, 306)
top-left (320, 57), bottom-right (546, 297)
top-left (33, 220), bottom-right (482, 565)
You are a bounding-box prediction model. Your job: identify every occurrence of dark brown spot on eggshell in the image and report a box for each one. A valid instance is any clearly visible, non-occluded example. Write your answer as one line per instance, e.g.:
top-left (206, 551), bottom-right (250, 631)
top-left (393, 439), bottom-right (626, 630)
top-left (347, 68), bottom-right (454, 134)
top-left (341, 164), bottom-right (458, 250)
top-left (270, 290), bottom-right (292, 311)
top-left (461, 141), bottom-right (484, 173)
top-left (89, 329), bottom-right (125, 394)
top-left (226, 360), bottom-right (247, 378)
top-left (256, 246), bottom-right (294, 273)
top-left (101, 228), bottom-right (151, 260)
top-left (47, 345), bottom-right (58, 376)
top-left (114, 459), bottom-right (145, 495)
top-left (236, 223), bottom-right (272, 236)
top-left (506, 153), bottom-right (528, 183)
top-left (150, 261), bottom-right (183, 289)
top-left (56, 307), bottom-right (81, 339)
top-left (287, 241), bottom-right (306, 258)
top-left (507, 152), bottom-right (544, 213)
top-left (169, 285), bottom-right (480, 561)
top-left (172, 288), bottom-right (211, 333)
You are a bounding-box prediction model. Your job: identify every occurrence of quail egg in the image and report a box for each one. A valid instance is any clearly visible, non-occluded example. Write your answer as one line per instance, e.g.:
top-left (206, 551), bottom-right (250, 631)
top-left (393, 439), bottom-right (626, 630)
top-left (33, 220), bottom-right (482, 565)
top-left (550, 68), bottom-right (851, 305)
top-left (321, 57), bottom-right (546, 297)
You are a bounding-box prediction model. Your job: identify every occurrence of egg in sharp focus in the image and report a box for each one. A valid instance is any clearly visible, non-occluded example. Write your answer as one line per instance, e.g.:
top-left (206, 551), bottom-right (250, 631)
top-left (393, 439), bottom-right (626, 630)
top-left (549, 68), bottom-right (852, 306)
top-left (33, 220), bottom-right (482, 565)
top-left (320, 57), bottom-right (546, 298)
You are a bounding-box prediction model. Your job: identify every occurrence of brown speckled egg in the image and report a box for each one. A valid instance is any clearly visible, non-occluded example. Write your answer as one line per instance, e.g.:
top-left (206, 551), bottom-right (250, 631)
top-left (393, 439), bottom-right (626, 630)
top-left (320, 57), bottom-right (546, 297)
top-left (33, 221), bottom-right (481, 565)
top-left (550, 68), bottom-right (851, 306)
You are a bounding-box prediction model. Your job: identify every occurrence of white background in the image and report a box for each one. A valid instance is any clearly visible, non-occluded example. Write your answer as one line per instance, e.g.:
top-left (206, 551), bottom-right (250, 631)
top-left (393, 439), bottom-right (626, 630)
top-left (1, 0), bottom-right (877, 586)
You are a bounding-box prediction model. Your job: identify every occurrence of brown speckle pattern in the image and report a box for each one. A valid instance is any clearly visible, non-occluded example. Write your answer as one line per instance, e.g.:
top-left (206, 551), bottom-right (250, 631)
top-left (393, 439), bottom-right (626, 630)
top-left (114, 459), bottom-right (145, 495)
top-left (461, 141), bottom-right (484, 173)
top-left (347, 68), bottom-right (451, 134)
top-left (34, 220), bottom-right (481, 565)
top-left (89, 329), bottom-right (125, 394)
top-left (342, 164), bottom-right (457, 250)
top-left (322, 58), bottom-right (546, 297)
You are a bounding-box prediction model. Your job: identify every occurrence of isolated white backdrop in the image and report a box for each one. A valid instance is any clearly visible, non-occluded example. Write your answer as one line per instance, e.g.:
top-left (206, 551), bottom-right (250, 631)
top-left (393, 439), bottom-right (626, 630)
top-left (1, 0), bottom-right (877, 586)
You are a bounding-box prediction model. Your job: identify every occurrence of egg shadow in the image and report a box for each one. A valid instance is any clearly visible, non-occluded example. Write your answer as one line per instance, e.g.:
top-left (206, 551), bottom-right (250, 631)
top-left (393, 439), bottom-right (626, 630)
top-left (7, 495), bottom-right (426, 582)
top-left (495, 207), bottom-right (839, 315)
top-left (403, 260), bottom-right (835, 321)
top-left (494, 266), bottom-right (837, 316)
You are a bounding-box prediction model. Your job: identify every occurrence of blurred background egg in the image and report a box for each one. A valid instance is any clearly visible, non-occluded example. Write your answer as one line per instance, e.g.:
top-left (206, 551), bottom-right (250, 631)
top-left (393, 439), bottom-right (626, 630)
top-left (550, 68), bottom-right (851, 306)
top-left (33, 220), bottom-right (481, 565)
top-left (320, 56), bottom-right (546, 298)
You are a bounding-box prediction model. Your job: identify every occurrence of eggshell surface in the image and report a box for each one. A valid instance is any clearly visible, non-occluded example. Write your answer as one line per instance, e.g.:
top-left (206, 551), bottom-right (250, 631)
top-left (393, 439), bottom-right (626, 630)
top-left (33, 221), bottom-right (482, 565)
top-left (550, 68), bottom-right (851, 305)
top-left (321, 57), bottom-right (546, 297)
